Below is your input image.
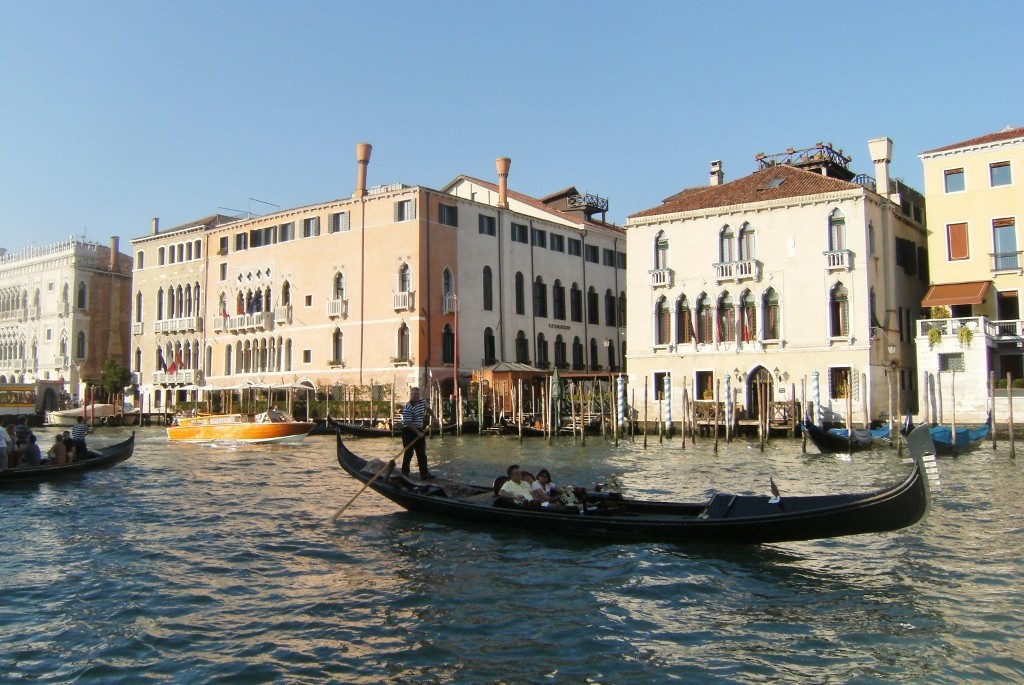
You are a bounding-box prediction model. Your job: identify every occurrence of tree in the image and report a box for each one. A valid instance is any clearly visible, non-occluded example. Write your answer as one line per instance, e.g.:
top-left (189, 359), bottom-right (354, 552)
top-left (100, 359), bottom-right (133, 401)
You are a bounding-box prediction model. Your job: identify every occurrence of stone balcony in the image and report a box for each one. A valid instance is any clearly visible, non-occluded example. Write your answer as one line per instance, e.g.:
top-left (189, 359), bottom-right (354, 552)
top-left (154, 317), bottom-right (202, 334)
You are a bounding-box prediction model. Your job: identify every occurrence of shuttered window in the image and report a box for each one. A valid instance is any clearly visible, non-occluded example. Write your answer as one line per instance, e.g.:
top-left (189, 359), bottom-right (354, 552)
top-left (947, 222), bottom-right (969, 260)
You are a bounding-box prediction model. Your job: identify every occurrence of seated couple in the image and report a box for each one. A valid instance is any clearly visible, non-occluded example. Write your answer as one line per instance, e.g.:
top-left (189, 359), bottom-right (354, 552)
top-left (497, 465), bottom-right (561, 504)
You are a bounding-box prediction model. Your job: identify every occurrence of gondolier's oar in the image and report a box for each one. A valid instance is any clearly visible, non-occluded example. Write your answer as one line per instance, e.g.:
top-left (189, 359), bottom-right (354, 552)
top-left (331, 427), bottom-right (426, 521)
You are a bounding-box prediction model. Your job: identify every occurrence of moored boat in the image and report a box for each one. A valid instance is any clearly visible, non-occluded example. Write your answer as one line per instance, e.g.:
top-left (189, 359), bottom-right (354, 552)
top-left (1, 433), bottom-right (135, 484)
top-left (45, 403), bottom-right (141, 427)
top-left (168, 412), bottom-right (314, 444)
top-left (803, 421), bottom-right (893, 454)
top-left (334, 424), bottom-right (941, 545)
top-left (928, 413), bottom-right (991, 455)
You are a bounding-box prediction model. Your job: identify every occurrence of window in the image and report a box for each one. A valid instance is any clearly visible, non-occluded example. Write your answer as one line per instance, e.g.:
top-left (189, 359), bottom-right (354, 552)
top-left (515, 331), bottom-right (529, 363)
top-left (616, 252), bottom-right (626, 269)
top-left (478, 215), bottom-right (496, 236)
top-left (829, 367), bottom-right (851, 399)
top-left (697, 295), bottom-right (713, 344)
top-left (585, 245), bottom-right (599, 263)
top-left (990, 161), bottom-right (1012, 187)
top-left (302, 349), bottom-right (312, 364)
top-left (828, 210), bottom-right (846, 251)
top-left (332, 329), bottom-right (344, 364)
top-left (250, 228), bottom-right (264, 248)
top-left (655, 297), bottom-right (670, 345)
top-left (605, 290), bottom-right (616, 326)
top-left (531, 228), bottom-right (547, 248)
top-left (397, 323), bottom-right (410, 360)
top-left (235, 233), bottom-right (248, 251)
top-left (655, 232), bottom-right (668, 269)
top-left (330, 211), bottom-right (351, 233)
top-left (589, 338), bottom-right (599, 370)
top-left (939, 352), bottom-right (965, 372)
top-left (136, 251), bottom-right (145, 269)
top-left (603, 248), bottom-right (616, 267)
top-left (536, 333), bottom-right (549, 367)
top-left (654, 372), bottom-right (669, 400)
top-left (442, 268), bottom-right (454, 297)
top-left (738, 224), bottom-right (754, 261)
top-left (717, 292), bottom-right (735, 343)
top-left (947, 222), bottom-right (969, 260)
top-left (218, 236), bottom-right (228, 255)
top-left (553, 280), bottom-right (566, 320)
top-left (334, 273), bottom-right (346, 299)
top-left (279, 223), bottom-right (295, 242)
top-left (676, 296), bottom-right (693, 344)
top-left (533, 277), bottom-right (547, 318)
top-left (829, 283), bottom-right (849, 337)
top-left (572, 336), bottom-right (583, 370)
top-left (719, 225), bottom-right (734, 263)
top-left (514, 272), bottom-right (525, 315)
top-left (554, 335), bottom-right (567, 368)
top-left (439, 203), bottom-right (458, 227)
top-left (398, 264), bottom-right (411, 293)
top-left (395, 199), bottom-right (417, 221)
top-left (570, 284), bottom-right (583, 322)
top-left (76, 331), bottom-right (86, 359)
top-left (158, 247), bottom-right (165, 265)
top-left (587, 287), bottom-right (599, 325)
top-left (944, 168), bottom-right (965, 193)
top-left (568, 238), bottom-right (582, 256)
top-left (482, 266), bottom-right (493, 311)
top-left (305, 294), bottom-right (312, 307)
top-left (76, 282), bottom-right (87, 309)
top-left (993, 218), bottom-right (1018, 270)
top-left (511, 223), bottom-right (528, 243)
top-left (442, 325), bottom-right (455, 363)
top-left (302, 217), bottom-right (320, 238)
top-left (740, 291), bottom-right (757, 342)
top-left (483, 327), bottom-right (496, 364)
top-left (550, 234), bottom-right (565, 252)
top-left (219, 263), bottom-right (227, 281)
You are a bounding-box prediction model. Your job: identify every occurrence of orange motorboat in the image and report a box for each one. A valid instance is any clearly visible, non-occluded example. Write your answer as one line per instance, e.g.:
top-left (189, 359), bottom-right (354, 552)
top-left (167, 411), bottom-right (314, 444)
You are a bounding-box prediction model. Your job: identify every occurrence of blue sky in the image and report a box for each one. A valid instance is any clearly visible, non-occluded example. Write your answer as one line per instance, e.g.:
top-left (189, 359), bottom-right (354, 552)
top-left (1, 1), bottom-right (1021, 250)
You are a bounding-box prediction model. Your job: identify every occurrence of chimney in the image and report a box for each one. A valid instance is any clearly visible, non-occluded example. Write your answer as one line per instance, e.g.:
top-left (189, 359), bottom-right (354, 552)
top-left (109, 236), bottom-right (119, 271)
top-left (709, 160), bottom-right (724, 186)
top-left (151, 217), bottom-right (159, 234)
top-left (496, 157), bottom-right (511, 208)
top-left (355, 142), bottom-right (372, 197)
top-left (868, 137), bottom-right (893, 197)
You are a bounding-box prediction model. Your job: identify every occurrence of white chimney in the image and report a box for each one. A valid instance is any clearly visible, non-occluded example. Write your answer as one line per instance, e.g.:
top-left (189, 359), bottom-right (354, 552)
top-left (151, 217), bottom-right (160, 234)
top-left (496, 157), bottom-right (511, 208)
top-left (868, 137), bottom-right (893, 198)
top-left (710, 160), bottom-right (724, 186)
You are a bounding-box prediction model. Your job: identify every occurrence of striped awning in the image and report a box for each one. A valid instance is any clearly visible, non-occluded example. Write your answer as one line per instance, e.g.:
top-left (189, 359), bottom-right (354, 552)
top-left (921, 281), bottom-right (991, 307)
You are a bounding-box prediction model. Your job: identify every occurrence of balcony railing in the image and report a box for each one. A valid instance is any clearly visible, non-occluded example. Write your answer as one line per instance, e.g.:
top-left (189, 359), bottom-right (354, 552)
top-left (54, 355), bottom-right (68, 368)
top-left (650, 269), bottom-right (673, 288)
top-left (12, 359), bottom-right (25, 371)
top-left (154, 317), bottom-right (201, 334)
top-left (824, 249), bottom-right (854, 272)
top-left (991, 251), bottom-right (1022, 272)
top-left (274, 305), bottom-right (292, 325)
top-left (132, 322), bottom-right (143, 335)
top-left (327, 298), bottom-right (348, 318)
top-left (442, 294), bottom-right (456, 314)
top-left (152, 369), bottom-right (197, 385)
top-left (28, 306), bottom-right (39, 319)
top-left (394, 291), bottom-right (415, 311)
top-left (225, 312), bottom-right (272, 332)
top-left (713, 259), bottom-right (760, 283)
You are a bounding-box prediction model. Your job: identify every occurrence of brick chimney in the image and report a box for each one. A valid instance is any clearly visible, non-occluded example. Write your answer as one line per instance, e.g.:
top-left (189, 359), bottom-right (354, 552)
top-left (496, 157), bottom-right (511, 208)
top-left (109, 236), bottom-right (119, 271)
top-left (710, 160), bottom-right (724, 186)
top-left (868, 137), bottom-right (893, 198)
top-left (151, 217), bottom-right (159, 234)
top-left (355, 143), bottom-right (372, 197)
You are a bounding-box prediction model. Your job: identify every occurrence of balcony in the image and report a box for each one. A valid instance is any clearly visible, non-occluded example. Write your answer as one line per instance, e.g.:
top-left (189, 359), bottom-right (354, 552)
top-left (714, 259), bottom-right (761, 283)
top-left (152, 369), bottom-right (197, 385)
top-left (0, 310), bottom-right (17, 321)
top-left (394, 291), bottom-right (415, 311)
top-left (390, 355), bottom-right (414, 366)
top-left (153, 317), bottom-right (202, 334)
top-left (327, 298), bottom-right (348, 318)
top-left (28, 306), bottom-right (39, 319)
top-left (442, 294), bottom-right (456, 314)
top-left (650, 269), bottom-right (673, 288)
top-left (824, 249), bottom-right (854, 272)
top-left (213, 317), bottom-right (224, 332)
top-left (225, 312), bottom-right (272, 332)
top-left (54, 355), bottom-right (68, 368)
top-left (132, 322), bottom-right (143, 335)
top-left (274, 305), bottom-right (292, 325)
top-left (991, 251), bottom-right (1022, 273)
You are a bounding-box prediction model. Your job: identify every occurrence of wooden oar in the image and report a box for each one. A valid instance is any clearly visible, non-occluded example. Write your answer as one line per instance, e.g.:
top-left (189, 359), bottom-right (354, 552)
top-left (331, 426), bottom-right (426, 521)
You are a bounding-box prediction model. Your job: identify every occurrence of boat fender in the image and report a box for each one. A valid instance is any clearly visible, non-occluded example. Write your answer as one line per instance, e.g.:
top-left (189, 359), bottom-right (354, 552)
top-left (100, 416), bottom-right (108, 426)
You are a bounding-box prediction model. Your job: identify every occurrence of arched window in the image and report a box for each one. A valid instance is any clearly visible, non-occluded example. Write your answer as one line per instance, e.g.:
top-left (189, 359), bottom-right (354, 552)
top-left (605, 289), bottom-right (616, 326)
top-left (157, 288), bottom-right (165, 320)
top-left (676, 295), bottom-right (693, 344)
top-left (570, 283), bottom-right (583, 322)
top-left (719, 225), bottom-right (734, 263)
top-left (483, 327), bottom-right (496, 364)
top-left (280, 281), bottom-right (291, 306)
top-left (655, 296), bottom-right (670, 345)
top-left (398, 263), bottom-right (411, 293)
top-left (334, 273), bottom-right (345, 300)
top-left (76, 332), bottom-right (86, 358)
top-left (482, 266), bottom-right (493, 311)
top-left (554, 335), bottom-right (566, 368)
top-left (738, 223), bottom-right (755, 261)
top-left (830, 283), bottom-right (849, 337)
top-left (587, 287), bottom-right (599, 325)
top-left (442, 324), bottom-right (455, 364)
top-left (828, 209), bottom-right (846, 252)
top-left (717, 291), bottom-right (735, 343)
top-left (552, 280), bottom-right (565, 320)
top-left (533, 276), bottom-right (547, 318)
top-left (158, 246), bottom-right (165, 265)
top-left (184, 284), bottom-right (193, 317)
top-left (696, 294), bottom-right (713, 344)
top-left (515, 330), bottom-right (529, 363)
top-left (589, 338), bottom-right (599, 369)
top-left (607, 340), bottom-right (616, 370)
top-left (740, 290), bottom-right (757, 342)
top-left (397, 323), bottom-right (410, 361)
top-left (137, 251), bottom-right (145, 269)
top-left (617, 291), bottom-right (626, 328)
top-left (572, 336), bottom-right (583, 369)
top-left (442, 268), bottom-right (454, 297)
top-left (514, 272), bottom-right (525, 315)
top-left (77, 281), bottom-right (87, 309)
top-left (134, 347), bottom-right (142, 372)
top-left (536, 333), bottom-right (549, 367)
top-left (333, 328), bottom-right (344, 364)
top-left (763, 288), bottom-right (780, 339)
top-left (654, 231), bottom-right (668, 270)
top-left (135, 292), bottom-right (144, 323)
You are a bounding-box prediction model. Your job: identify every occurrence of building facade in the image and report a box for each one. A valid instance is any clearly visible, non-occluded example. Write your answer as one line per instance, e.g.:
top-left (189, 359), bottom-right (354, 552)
top-left (0, 237), bottom-right (133, 405)
top-left (625, 138), bottom-right (928, 429)
top-left (129, 147), bottom-right (626, 411)
top-left (918, 126), bottom-right (1024, 422)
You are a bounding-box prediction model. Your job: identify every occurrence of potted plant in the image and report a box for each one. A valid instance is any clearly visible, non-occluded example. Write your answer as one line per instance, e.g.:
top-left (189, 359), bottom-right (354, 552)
top-left (927, 326), bottom-right (943, 349)
top-left (957, 325), bottom-right (973, 348)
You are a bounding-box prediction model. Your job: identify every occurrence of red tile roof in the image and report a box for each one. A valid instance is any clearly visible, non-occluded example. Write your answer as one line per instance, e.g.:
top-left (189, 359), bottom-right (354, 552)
top-left (922, 127), bottom-right (1024, 155)
top-left (629, 165), bottom-right (864, 220)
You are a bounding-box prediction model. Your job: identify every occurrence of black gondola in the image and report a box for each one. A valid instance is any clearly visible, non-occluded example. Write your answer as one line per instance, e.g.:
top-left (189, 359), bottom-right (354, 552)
top-left (329, 418), bottom-right (475, 438)
top-left (335, 425), bottom-right (940, 545)
top-left (803, 421), bottom-right (893, 454)
top-left (928, 413), bottom-right (991, 455)
top-left (1, 433), bottom-right (135, 484)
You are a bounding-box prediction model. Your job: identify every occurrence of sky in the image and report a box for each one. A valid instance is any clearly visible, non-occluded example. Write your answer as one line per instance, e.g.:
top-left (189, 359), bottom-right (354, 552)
top-left (1, 1), bottom-right (1022, 251)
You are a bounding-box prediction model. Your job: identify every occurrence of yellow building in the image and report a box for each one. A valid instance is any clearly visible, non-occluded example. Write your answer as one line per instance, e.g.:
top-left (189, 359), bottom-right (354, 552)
top-left (918, 126), bottom-right (1024, 422)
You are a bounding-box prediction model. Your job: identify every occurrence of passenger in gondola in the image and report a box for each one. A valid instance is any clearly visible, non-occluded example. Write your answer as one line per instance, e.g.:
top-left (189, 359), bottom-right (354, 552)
top-left (62, 430), bottom-right (77, 462)
top-left (5, 424), bottom-right (19, 467)
top-left (0, 423), bottom-right (13, 471)
top-left (532, 469), bottom-right (559, 503)
top-left (497, 465), bottom-right (536, 503)
top-left (48, 433), bottom-right (68, 466)
top-left (20, 434), bottom-right (42, 468)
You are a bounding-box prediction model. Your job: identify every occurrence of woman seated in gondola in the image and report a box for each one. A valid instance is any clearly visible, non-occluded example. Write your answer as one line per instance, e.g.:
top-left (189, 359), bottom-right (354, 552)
top-left (531, 469), bottom-right (560, 503)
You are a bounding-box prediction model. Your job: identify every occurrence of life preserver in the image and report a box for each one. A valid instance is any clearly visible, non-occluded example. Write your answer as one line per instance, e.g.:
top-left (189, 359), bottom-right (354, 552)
top-left (100, 416), bottom-right (108, 426)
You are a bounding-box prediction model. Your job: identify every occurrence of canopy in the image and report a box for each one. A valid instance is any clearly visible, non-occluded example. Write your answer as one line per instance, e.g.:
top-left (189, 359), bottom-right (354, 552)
top-left (921, 281), bottom-right (990, 307)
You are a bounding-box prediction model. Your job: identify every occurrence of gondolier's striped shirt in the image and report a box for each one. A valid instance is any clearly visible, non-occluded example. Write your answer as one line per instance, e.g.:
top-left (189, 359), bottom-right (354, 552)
top-left (401, 399), bottom-right (429, 429)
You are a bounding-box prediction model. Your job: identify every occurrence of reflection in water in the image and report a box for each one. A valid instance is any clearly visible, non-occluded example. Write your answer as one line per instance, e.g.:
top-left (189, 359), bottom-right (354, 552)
top-left (0, 427), bottom-right (1021, 682)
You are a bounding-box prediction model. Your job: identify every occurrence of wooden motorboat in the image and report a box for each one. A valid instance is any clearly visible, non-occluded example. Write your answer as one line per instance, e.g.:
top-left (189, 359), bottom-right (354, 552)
top-left (334, 424), bottom-right (941, 545)
top-left (803, 421), bottom-right (893, 454)
top-left (168, 412), bottom-right (313, 444)
top-left (0, 433), bottom-right (135, 484)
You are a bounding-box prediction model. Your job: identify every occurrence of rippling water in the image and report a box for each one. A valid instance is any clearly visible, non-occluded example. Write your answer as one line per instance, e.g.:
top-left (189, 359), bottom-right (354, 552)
top-left (2, 427), bottom-right (1022, 683)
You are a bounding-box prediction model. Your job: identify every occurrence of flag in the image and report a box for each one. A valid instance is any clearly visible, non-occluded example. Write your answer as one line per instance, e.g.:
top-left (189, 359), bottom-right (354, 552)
top-left (175, 351), bottom-right (184, 371)
top-left (158, 350), bottom-right (168, 371)
top-left (237, 298), bottom-right (244, 315)
top-left (167, 355), bottom-right (176, 375)
top-left (221, 302), bottom-right (229, 321)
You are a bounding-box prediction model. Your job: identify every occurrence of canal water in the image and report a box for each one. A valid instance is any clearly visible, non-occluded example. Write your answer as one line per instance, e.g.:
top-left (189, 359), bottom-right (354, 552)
top-left (2, 426), bottom-right (1021, 683)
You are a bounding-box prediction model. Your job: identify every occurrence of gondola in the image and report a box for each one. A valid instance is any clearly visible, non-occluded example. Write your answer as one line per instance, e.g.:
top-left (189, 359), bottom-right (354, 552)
top-left (803, 421), bottom-right (893, 454)
top-left (329, 418), bottom-right (473, 438)
top-left (928, 413), bottom-right (991, 455)
top-left (1, 433), bottom-right (135, 484)
top-left (334, 424), bottom-right (941, 545)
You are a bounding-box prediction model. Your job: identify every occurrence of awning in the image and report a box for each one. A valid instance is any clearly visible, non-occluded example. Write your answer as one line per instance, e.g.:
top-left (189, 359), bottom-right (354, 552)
top-left (921, 281), bottom-right (991, 307)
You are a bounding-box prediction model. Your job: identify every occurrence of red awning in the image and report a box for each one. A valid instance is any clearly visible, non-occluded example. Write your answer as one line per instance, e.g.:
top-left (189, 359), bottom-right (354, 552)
top-left (921, 281), bottom-right (991, 307)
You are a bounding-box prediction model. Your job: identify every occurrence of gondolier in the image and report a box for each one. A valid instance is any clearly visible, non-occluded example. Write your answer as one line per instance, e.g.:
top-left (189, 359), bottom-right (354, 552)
top-left (400, 386), bottom-right (435, 480)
